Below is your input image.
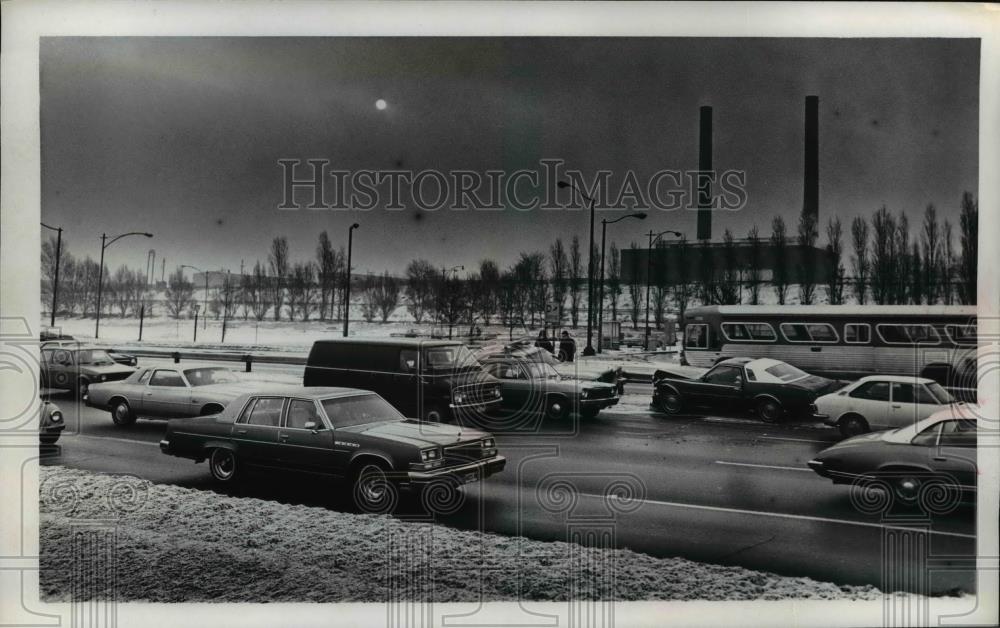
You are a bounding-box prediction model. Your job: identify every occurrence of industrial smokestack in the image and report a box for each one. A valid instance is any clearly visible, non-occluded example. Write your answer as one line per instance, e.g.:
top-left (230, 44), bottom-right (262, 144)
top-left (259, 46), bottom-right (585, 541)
top-left (803, 95), bottom-right (819, 222)
top-left (697, 105), bottom-right (713, 241)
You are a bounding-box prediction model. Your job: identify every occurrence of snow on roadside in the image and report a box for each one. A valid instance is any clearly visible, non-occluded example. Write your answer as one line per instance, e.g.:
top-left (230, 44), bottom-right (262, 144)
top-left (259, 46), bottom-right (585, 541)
top-left (40, 465), bottom-right (884, 603)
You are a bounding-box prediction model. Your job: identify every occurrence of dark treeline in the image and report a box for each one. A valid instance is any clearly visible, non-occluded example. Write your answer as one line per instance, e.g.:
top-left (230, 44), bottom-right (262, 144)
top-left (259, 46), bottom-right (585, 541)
top-left (42, 193), bottom-right (978, 327)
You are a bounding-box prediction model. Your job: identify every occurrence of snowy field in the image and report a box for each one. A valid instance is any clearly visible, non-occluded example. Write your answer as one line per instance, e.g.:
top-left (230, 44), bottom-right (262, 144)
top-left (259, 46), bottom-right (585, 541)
top-left (40, 466), bottom-right (885, 602)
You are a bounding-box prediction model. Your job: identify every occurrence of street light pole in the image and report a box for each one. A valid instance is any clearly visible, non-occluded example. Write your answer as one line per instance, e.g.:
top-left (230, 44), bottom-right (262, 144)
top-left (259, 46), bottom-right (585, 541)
top-left (41, 222), bottom-right (63, 328)
top-left (643, 229), bottom-right (682, 351)
top-left (558, 180), bottom-right (597, 356)
top-left (597, 212), bottom-right (646, 353)
top-left (343, 223), bottom-right (359, 337)
top-left (95, 231), bottom-right (153, 339)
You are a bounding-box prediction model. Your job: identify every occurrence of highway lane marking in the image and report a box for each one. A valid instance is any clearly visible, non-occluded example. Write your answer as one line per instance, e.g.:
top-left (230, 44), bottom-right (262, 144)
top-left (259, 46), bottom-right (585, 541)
top-left (68, 434), bottom-right (160, 447)
top-left (758, 436), bottom-right (830, 444)
top-left (715, 460), bottom-right (813, 472)
top-left (591, 494), bottom-right (977, 540)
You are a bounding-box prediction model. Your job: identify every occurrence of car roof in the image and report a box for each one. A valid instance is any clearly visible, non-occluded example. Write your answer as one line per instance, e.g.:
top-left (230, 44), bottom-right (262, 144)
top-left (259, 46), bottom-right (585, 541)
top-left (236, 385), bottom-right (369, 400)
top-left (314, 338), bottom-right (462, 348)
top-left (854, 375), bottom-right (937, 385)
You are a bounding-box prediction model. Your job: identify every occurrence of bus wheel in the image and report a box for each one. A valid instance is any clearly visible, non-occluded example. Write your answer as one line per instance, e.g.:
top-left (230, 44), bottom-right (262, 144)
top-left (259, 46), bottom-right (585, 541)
top-left (838, 414), bottom-right (869, 438)
top-left (756, 398), bottom-right (783, 423)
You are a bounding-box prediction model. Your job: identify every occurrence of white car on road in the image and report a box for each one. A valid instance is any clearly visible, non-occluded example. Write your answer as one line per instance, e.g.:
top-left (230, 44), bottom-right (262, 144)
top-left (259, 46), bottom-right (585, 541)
top-left (813, 375), bottom-right (960, 438)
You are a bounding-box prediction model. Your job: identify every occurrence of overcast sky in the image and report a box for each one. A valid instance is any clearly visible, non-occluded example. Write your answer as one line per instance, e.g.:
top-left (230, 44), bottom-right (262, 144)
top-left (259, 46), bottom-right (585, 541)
top-left (40, 37), bottom-right (979, 277)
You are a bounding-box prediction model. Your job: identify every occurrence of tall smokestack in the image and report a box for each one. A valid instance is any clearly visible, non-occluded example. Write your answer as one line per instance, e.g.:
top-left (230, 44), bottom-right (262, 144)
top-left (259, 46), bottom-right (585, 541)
top-left (803, 95), bottom-right (819, 222)
top-left (697, 105), bottom-right (713, 241)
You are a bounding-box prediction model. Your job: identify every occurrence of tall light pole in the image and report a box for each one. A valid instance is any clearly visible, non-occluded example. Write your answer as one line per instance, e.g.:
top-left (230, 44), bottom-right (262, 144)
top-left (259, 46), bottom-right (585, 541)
top-left (597, 212), bottom-right (646, 353)
top-left (343, 223), bottom-right (360, 337)
top-left (180, 264), bottom-right (209, 330)
top-left (558, 180), bottom-right (597, 356)
top-left (644, 229), bottom-right (682, 351)
top-left (40, 222), bottom-right (63, 328)
top-left (95, 232), bottom-right (153, 338)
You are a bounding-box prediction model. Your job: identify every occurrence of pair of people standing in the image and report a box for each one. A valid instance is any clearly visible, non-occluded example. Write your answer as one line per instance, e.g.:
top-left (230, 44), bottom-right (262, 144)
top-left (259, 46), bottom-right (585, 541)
top-left (535, 329), bottom-right (575, 363)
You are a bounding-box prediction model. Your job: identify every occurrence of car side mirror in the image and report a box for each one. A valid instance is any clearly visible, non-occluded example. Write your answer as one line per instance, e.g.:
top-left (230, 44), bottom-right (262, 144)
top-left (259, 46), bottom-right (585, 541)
top-left (304, 421), bottom-right (319, 431)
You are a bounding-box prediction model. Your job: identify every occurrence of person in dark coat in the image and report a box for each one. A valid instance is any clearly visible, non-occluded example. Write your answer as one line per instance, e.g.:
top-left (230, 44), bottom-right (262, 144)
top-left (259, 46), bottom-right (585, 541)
top-left (535, 329), bottom-right (554, 354)
top-left (558, 331), bottom-right (576, 363)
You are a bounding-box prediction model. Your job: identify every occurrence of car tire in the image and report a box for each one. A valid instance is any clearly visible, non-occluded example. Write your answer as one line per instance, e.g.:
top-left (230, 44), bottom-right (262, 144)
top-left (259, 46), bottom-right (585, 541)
top-left (545, 396), bottom-right (570, 421)
top-left (838, 414), bottom-right (869, 438)
top-left (110, 399), bottom-right (136, 426)
top-left (658, 390), bottom-right (684, 415)
top-left (351, 461), bottom-right (398, 513)
top-left (209, 448), bottom-right (238, 483)
top-left (424, 405), bottom-right (448, 423)
top-left (882, 470), bottom-right (923, 507)
top-left (39, 433), bottom-right (60, 445)
top-left (756, 398), bottom-right (784, 423)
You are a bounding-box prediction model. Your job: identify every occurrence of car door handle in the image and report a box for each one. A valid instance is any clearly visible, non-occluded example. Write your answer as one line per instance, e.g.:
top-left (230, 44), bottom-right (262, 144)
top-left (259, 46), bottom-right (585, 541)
top-left (933, 456), bottom-right (947, 462)
top-left (235, 429), bottom-right (247, 435)
top-left (279, 434), bottom-right (289, 442)
top-left (892, 404), bottom-right (901, 408)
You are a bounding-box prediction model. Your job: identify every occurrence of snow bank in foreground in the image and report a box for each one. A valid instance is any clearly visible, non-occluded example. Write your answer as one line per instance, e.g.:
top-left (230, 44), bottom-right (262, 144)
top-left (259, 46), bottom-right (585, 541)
top-left (40, 466), bottom-right (882, 603)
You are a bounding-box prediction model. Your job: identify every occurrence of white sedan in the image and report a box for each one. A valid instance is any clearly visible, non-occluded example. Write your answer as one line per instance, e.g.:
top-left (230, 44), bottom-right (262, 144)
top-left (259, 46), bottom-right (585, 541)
top-left (813, 375), bottom-right (960, 438)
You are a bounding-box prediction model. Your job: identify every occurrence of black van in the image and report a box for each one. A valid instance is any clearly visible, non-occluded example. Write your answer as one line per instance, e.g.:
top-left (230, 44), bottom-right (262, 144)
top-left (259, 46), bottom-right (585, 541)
top-left (303, 338), bottom-right (502, 422)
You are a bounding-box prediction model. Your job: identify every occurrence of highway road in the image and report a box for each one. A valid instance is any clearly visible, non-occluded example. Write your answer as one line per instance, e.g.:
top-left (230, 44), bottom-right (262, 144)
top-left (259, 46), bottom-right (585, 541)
top-left (39, 367), bottom-right (977, 595)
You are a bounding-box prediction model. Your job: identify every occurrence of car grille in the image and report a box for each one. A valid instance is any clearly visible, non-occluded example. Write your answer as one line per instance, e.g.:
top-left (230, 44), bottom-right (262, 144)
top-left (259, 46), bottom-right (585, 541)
top-left (453, 382), bottom-right (501, 406)
top-left (443, 441), bottom-right (491, 465)
top-left (586, 388), bottom-right (615, 400)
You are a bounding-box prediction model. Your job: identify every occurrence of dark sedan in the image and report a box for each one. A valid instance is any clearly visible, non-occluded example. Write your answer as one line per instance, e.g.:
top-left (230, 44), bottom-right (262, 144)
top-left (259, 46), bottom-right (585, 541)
top-left (652, 357), bottom-right (843, 422)
top-left (479, 357), bottom-right (619, 420)
top-left (808, 407), bottom-right (978, 507)
top-left (160, 385), bottom-right (506, 511)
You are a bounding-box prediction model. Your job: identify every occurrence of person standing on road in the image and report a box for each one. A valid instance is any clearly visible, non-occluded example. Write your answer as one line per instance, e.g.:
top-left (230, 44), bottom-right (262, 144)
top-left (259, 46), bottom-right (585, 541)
top-left (535, 329), bottom-right (554, 354)
top-left (558, 331), bottom-right (575, 363)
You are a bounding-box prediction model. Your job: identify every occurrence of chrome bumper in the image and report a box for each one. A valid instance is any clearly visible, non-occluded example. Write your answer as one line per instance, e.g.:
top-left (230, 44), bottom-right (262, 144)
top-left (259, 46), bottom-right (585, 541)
top-left (406, 455), bottom-right (506, 484)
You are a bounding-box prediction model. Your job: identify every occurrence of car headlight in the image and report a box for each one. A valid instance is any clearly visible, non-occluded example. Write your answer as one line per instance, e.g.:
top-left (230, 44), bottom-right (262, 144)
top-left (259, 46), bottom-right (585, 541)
top-left (99, 375), bottom-right (106, 382)
top-left (50, 411), bottom-right (62, 423)
top-left (482, 438), bottom-right (495, 448)
top-left (420, 448), bottom-right (441, 461)
top-left (454, 393), bottom-right (465, 404)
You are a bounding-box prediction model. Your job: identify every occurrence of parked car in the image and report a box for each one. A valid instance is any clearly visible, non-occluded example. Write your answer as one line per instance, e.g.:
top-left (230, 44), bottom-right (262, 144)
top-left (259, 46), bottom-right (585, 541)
top-left (813, 375), bottom-right (962, 438)
top-left (474, 344), bottom-right (626, 392)
top-left (808, 406), bottom-right (979, 506)
top-left (159, 385), bottom-right (506, 510)
top-left (87, 365), bottom-right (256, 425)
top-left (652, 357), bottom-right (844, 422)
top-left (40, 339), bottom-right (138, 367)
top-left (39, 400), bottom-right (64, 445)
top-left (40, 345), bottom-right (136, 400)
top-left (304, 339), bottom-right (502, 423)
top-left (478, 355), bottom-right (619, 420)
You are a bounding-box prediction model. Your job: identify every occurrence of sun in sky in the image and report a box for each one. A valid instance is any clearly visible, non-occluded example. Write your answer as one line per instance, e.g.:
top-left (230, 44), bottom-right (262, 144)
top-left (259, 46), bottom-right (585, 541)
top-left (375, 98), bottom-right (387, 111)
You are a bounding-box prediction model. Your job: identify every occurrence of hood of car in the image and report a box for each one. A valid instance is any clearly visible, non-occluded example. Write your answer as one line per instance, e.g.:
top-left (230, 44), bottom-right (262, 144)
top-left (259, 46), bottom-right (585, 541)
top-left (817, 430), bottom-right (888, 454)
top-left (341, 419), bottom-right (490, 448)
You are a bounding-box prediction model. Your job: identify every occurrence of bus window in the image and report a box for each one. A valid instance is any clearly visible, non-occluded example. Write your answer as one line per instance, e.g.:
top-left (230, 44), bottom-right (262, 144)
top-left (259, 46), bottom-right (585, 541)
top-left (780, 322), bottom-right (838, 343)
top-left (685, 324), bottom-right (708, 349)
top-left (721, 322), bottom-right (776, 342)
top-left (945, 324), bottom-right (978, 345)
top-left (876, 324), bottom-right (940, 345)
top-left (844, 323), bottom-right (871, 344)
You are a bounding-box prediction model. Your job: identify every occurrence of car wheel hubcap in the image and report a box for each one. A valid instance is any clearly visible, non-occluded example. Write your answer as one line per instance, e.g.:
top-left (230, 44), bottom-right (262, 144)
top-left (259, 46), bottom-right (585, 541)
top-left (665, 395), bottom-right (680, 411)
top-left (895, 477), bottom-right (920, 502)
top-left (360, 472), bottom-right (386, 502)
top-left (212, 452), bottom-right (234, 480)
top-left (116, 405), bottom-right (128, 421)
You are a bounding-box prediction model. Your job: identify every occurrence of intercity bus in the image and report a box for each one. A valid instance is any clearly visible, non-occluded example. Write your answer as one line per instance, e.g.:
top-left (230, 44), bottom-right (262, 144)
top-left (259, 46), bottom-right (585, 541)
top-left (680, 305), bottom-right (978, 398)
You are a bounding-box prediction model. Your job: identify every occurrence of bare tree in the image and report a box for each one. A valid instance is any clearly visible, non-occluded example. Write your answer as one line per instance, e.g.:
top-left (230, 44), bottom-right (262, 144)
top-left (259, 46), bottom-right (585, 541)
top-left (476, 259), bottom-right (500, 325)
top-left (850, 216), bottom-right (870, 305)
top-left (909, 243), bottom-right (923, 305)
top-left (607, 242), bottom-right (622, 322)
top-left (165, 267), bottom-right (194, 318)
top-left (626, 242), bottom-right (643, 329)
top-left (568, 236), bottom-right (583, 329)
top-left (824, 217), bottom-right (846, 305)
top-left (770, 216), bottom-right (789, 305)
top-left (268, 236), bottom-right (289, 320)
top-left (41, 236), bottom-right (63, 315)
top-left (941, 220), bottom-right (955, 305)
top-left (719, 229), bottom-right (740, 304)
top-left (921, 204), bottom-right (941, 304)
top-left (435, 270), bottom-right (468, 338)
top-left (696, 242), bottom-right (717, 305)
top-left (497, 269), bottom-right (525, 340)
top-left (316, 231), bottom-right (337, 320)
top-left (745, 226), bottom-right (762, 305)
top-left (515, 252), bottom-right (547, 327)
top-left (958, 191), bottom-right (977, 304)
top-left (893, 213), bottom-right (911, 305)
top-left (869, 205), bottom-right (896, 305)
top-left (550, 239), bottom-right (569, 326)
top-left (672, 236), bottom-right (692, 320)
top-left (371, 272), bottom-right (400, 323)
top-left (360, 274), bottom-right (378, 323)
top-left (287, 262), bottom-right (318, 321)
top-left (797, 213), bottom-right (819, 305)
top-left (405, 259), bottom-right (437, 324)
top-left (242, 261), bottom-right (272, 321)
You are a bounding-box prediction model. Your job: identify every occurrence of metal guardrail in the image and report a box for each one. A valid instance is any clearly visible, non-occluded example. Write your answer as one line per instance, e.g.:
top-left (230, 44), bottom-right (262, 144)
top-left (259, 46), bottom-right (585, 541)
top-left (114, 347), bottom-right (306, 372)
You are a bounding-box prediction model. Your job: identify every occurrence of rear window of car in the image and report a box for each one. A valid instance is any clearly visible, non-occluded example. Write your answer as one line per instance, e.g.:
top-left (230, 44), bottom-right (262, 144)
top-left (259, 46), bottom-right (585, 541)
top-left (149, 370), bottom-right (186, 387)
top-left (850, 381), bottom-right (890, 401)
top-left (762, 362), bottom-right (808, 382)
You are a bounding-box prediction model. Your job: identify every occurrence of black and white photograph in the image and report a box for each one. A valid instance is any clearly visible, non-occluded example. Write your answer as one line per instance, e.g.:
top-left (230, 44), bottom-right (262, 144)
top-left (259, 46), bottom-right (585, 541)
top-left (1, 2), bottom-right (998, 627)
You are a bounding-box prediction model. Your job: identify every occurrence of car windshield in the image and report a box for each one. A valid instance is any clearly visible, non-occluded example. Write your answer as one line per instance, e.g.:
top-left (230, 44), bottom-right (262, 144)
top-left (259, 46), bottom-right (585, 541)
top-left (526, 362), bottom-right (561, 379)
top-left (425, 345), bottom-right (478, 370)
top-left (926, 382), bottom-right (955, 404)
top-left (763, 362), bottom-right (808, 382)
top-left (183, 367), bottom-right (240, 386)
top-left (76, 350), bottom-right (114, 366)
top-left (321, 394), bottom-right (403, 428)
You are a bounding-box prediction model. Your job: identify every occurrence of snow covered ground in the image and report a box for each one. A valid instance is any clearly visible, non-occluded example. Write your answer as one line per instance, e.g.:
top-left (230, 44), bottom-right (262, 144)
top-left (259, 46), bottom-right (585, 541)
top-left (40, 465), bottom-right (885, 602)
